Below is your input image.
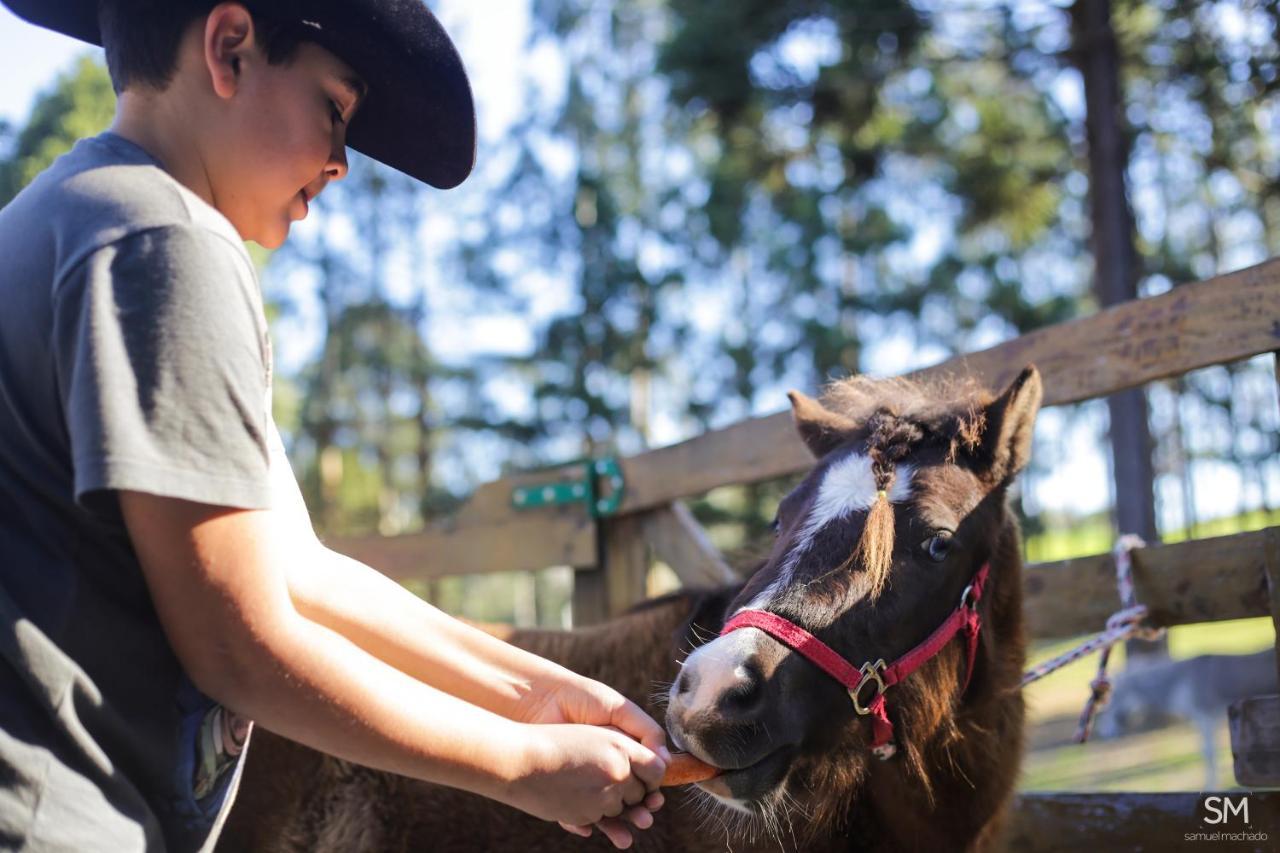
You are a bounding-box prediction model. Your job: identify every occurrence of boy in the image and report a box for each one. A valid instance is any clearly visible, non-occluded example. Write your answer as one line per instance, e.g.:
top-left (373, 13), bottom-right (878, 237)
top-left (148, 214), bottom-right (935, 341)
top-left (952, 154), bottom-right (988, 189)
top-left (0, 2), bottom-right (670, 851)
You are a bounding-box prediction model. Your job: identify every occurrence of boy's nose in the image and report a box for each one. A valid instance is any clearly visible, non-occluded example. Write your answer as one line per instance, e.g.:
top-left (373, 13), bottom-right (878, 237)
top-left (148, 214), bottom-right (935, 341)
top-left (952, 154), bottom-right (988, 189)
top-left (326, 143), bottom-right (349, 182)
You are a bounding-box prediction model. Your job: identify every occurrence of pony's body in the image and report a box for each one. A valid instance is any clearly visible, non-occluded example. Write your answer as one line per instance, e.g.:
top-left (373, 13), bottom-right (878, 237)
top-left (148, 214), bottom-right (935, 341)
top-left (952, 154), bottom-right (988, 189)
top-left (219, 370), bottom-right (1040, 852)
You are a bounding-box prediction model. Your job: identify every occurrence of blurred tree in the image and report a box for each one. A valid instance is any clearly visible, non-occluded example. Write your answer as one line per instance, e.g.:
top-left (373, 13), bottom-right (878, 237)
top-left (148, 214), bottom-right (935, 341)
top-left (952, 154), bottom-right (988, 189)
top-left (650, 0), bottom-right (1280, 550)
top-left (1071, 0), bottom-right (1158, 545)
top-left (0, 55), bottom-right (113, 205)
top-left (1115, 0), bottom-right (1280, 536)
top-left (478, 1), bottom-right (694, 461)
top-left (268, 156), bottom-right (465, 536)
top-left (656, 0), bottom-right (1085, 548)
top-left (455, 0), bottom-right (1106, 555)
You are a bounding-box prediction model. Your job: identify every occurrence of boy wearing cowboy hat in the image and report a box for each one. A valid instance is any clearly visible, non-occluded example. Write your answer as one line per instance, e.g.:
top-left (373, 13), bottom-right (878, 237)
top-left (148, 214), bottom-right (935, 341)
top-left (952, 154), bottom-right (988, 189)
top-left (0, 2), bottom-right (671, 850)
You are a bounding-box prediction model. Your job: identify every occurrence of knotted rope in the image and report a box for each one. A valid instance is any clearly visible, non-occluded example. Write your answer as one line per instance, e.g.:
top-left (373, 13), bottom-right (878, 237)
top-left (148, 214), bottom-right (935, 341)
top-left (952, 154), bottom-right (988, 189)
top-left (1019, 534), bottom-right (1165, 743)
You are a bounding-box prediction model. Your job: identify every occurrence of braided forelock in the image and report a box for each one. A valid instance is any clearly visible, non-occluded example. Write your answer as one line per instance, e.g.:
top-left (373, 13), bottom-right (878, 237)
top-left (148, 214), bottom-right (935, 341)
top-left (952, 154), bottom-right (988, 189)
top-left (841, 411), bottom-right (924, 599)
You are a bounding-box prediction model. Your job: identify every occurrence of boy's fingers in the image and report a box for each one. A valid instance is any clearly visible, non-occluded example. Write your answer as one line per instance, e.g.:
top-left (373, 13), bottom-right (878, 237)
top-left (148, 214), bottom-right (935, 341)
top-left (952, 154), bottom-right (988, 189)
top-left (558, 822), bottom-right (593, 838)
top-left (643, 790), bottom-right (665, 811)
top-left (609, 699), bottom-right (668, 757)
top-left (594, 818), bottom-right (634, 849)
top-left (622, 739), bottom-right (667, 792)
top-left (620, 774), bottom-right (648, 810)
top-left (620, 805), bottom-right (655, 830)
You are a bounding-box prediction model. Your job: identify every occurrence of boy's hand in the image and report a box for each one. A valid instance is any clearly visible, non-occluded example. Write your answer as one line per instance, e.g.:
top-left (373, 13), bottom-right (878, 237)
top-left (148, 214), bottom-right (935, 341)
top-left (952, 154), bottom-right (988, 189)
top-left (502, 722), bottom-right (666, 848)
top-left (557, 789), bottom-right (665, 850)
top-left (514, 672), bottom-right (672, 846)
top-left (514, 672), bottom-right (670, 759)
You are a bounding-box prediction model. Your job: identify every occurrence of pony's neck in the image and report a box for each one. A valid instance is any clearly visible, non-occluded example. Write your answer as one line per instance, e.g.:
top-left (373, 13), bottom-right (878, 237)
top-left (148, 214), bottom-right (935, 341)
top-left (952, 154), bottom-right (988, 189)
top-left (864, 521), bottom-right (1028, 851)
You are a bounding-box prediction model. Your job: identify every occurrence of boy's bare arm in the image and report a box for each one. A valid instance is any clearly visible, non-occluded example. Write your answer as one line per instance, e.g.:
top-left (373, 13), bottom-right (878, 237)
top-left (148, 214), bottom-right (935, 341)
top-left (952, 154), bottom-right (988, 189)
top-left (291, 547), bottom-right (570, 714)
top-left (118, 490), bottom-right (664, 828)
top-left (264, 424), bottom-right (666, 747)
top-left (291, 548), bottom-right (659, 731)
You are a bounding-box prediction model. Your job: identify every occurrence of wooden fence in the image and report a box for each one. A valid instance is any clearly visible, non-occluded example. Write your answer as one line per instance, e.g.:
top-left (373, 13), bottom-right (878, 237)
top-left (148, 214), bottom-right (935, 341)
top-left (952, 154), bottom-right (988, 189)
top-left (328, 256), bottom-right (1280, 847)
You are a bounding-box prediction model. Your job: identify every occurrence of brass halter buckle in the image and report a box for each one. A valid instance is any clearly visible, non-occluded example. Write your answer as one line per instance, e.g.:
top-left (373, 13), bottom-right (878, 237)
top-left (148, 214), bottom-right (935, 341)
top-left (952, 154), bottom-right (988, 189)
top-left (850, 659), bottom-right (888, 715)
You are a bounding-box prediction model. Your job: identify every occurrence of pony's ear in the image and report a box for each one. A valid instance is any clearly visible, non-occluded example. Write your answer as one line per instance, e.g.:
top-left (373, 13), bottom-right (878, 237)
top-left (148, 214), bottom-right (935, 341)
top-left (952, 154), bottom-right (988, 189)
top-left (788, 390), bottom-right (856, 459)
top-left (977, 366), bottom-right (1043, 482)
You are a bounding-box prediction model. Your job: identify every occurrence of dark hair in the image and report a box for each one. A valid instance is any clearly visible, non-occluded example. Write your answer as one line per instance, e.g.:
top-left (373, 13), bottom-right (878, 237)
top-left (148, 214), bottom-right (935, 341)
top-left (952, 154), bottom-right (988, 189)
top-left (97, 0), bottom-right (311, 95)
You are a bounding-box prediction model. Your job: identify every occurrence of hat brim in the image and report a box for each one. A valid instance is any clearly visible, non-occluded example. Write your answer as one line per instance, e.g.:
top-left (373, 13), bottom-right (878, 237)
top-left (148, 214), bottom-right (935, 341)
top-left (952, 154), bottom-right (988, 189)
top-left (1, 0), bottom-right (477, 189)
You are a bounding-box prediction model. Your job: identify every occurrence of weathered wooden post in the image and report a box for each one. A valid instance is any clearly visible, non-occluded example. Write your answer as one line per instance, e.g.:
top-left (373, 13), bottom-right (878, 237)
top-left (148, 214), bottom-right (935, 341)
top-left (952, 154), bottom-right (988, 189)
top-left (1226, 355), bottom-right (1280, 786)
top-left (573, 513), bottom-right (648, 625)
top-left (640, 501), bottom-right (737, 589)
top-left (575, 501), bottom-right (740, 624)
top-left (505, 457), bottom-right (646, 626)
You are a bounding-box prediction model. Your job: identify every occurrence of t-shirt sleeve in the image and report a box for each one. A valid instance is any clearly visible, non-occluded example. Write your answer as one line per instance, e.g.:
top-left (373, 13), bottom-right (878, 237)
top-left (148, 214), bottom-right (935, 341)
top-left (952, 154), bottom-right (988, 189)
top-left (52, 224), bottom-right (273, 516)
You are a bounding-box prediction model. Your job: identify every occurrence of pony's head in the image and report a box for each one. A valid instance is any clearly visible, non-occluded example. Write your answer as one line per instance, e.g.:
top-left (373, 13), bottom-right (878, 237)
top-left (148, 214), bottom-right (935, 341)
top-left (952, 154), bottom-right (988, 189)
top-left (666, 366), bottom-right (1041, 836)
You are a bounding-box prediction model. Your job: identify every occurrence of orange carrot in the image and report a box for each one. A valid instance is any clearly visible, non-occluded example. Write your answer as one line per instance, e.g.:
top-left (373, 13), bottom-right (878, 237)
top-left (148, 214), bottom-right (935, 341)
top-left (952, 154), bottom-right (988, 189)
top-left (661, 752), bottom-right (720, 786)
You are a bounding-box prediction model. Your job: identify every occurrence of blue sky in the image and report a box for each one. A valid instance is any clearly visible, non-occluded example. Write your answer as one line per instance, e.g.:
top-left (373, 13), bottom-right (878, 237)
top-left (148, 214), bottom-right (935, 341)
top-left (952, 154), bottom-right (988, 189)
top-left (0, 2), bottom-right (532, 130)
top-left (0, 6), bottom-right (97, 124)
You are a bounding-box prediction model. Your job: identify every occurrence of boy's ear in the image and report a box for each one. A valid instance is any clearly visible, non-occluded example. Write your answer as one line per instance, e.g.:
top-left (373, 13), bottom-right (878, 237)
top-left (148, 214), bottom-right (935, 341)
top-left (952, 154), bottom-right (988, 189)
top-left (203, 3), bottom-right (257, 99)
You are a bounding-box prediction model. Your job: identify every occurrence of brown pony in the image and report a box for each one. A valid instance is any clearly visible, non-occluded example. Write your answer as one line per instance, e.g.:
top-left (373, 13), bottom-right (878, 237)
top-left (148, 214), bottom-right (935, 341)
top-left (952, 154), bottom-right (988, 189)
top-left (218, 367), bottom-right (1041, 852)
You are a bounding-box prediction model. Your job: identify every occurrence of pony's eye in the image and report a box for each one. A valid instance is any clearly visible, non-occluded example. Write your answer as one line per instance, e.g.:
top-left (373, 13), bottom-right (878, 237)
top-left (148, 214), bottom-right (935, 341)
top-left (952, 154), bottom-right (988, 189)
top-left (922, 531), bottom-right (953, 562)
top-left (770, 515), bottom-right (781, 535)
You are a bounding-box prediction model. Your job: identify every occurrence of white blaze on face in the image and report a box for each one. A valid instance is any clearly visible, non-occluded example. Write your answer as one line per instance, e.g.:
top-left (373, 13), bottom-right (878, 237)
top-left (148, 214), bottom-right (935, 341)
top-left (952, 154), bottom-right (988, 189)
top-left (745, 452), bottom-right (913, 610)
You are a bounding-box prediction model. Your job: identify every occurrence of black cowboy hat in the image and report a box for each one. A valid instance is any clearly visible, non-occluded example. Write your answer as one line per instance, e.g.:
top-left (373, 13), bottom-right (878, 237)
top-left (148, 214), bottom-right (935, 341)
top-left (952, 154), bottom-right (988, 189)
top-left (1, 0), bottom-right (476, 189)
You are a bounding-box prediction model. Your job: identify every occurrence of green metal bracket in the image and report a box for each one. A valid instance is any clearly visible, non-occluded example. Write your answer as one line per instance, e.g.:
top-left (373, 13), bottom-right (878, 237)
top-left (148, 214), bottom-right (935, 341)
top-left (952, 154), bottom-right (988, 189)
top-left (511, 458), bottom-right (625, 518)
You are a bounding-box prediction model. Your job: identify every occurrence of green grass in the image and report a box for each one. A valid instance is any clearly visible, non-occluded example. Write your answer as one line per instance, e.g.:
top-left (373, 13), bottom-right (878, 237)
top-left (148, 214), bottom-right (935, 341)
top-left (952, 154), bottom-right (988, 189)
top-left (1023, 507), bottom-right (1280, 564)
top-left (1021, 721), bottom-right (1235, 791)
top-left (1024, 518), bottom-right (1114, 563)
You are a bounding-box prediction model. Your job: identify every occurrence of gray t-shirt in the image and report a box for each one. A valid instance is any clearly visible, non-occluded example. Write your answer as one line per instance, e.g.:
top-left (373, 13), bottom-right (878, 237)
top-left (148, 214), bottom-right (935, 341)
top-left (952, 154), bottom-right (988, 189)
top-left (0, 132), bottom-right (273, 851)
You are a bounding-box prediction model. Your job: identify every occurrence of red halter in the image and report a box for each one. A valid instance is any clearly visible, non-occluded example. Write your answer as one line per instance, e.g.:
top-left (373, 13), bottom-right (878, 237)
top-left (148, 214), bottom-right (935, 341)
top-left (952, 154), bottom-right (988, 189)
top-left (720, 563), bottom-right (990, 760)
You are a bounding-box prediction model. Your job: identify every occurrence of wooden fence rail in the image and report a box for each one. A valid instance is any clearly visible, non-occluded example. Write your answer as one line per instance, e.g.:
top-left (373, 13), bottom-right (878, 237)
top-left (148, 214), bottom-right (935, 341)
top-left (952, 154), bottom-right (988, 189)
top-left (1025, 527), bottom-right (1280, 638)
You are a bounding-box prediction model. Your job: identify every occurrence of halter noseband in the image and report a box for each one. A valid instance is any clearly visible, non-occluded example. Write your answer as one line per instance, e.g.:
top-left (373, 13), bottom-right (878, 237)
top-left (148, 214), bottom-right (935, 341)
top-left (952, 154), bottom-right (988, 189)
top-left (719, 563), bottom-right (990, 761)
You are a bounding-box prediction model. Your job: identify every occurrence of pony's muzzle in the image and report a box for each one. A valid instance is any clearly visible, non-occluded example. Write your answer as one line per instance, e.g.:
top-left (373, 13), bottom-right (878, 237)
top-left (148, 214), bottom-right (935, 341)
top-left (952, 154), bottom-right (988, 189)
top-left (666, 630), bottom-right (784, 770)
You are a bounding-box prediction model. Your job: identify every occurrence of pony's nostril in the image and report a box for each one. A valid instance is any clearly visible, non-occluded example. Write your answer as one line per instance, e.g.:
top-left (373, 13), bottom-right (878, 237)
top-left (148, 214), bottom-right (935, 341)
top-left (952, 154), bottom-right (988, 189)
top-left (720, 662), bottom-right (764, 714)
top-left (673, 667), bottom-right (696, 697)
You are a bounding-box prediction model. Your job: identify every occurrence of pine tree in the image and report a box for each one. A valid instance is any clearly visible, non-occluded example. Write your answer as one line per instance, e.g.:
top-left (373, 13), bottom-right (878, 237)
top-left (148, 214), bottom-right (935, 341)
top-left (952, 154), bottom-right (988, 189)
top-left (0, 56), bottom-right (114, 205)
